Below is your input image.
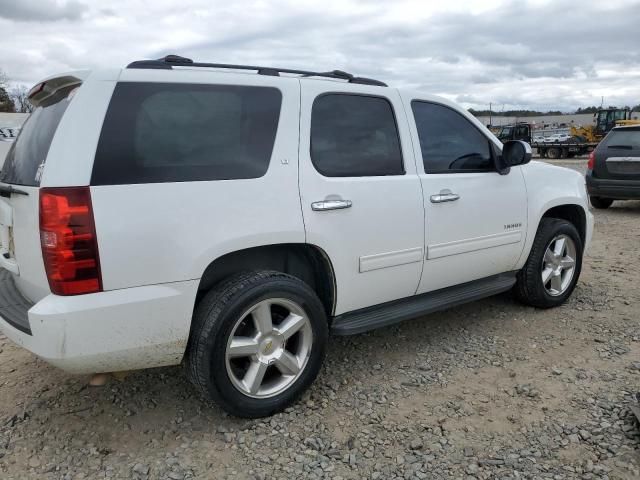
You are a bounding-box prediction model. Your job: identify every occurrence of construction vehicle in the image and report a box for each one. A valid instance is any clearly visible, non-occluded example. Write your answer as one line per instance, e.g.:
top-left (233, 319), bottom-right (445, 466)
top-left (495, 122), bottom-right (595, 159)
top-left (570, 108), bottom-right (640, 143)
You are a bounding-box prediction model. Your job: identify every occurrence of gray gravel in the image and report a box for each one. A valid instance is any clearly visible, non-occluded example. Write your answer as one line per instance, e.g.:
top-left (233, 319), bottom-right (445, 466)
top-left (0, 158), bottom-right (638, 479)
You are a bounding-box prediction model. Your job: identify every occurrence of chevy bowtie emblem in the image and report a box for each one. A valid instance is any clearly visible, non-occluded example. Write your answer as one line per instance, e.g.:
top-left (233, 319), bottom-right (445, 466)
top-left (263, 341), bottom-right (273, 354)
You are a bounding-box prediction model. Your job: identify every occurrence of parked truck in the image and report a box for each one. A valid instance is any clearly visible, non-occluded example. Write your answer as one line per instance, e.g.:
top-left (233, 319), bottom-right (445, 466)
top-left (495, 122), bottom-right (596, 158)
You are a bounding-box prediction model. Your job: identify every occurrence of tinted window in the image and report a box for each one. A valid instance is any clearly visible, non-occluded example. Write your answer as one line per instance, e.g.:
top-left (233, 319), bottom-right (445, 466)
top-left (311, 94), bottom-right (403, 177)
top-left (411, 101), bottom-right (493, 173)
top-left (92, 83), bottom-right (282, 185)
top-left (0, 84), bottom-right (76, 186)
top-left (603, 129), bottom-right (640, 150)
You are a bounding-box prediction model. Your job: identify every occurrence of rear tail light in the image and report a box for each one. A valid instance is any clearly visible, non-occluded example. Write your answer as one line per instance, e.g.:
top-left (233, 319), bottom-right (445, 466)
top-left (587, 151), bottom-right (595, 170)
top-left (39, 187), bottom-right (102, 295)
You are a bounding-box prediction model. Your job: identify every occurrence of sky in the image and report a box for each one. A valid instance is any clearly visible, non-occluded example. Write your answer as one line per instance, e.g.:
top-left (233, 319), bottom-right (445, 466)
top-left (1, 0), bottom-right (639, 112)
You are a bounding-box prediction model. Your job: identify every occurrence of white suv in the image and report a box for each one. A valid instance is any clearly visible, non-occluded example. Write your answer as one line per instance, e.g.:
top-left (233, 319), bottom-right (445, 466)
top-left (0, 55), bottom-right (593, 417)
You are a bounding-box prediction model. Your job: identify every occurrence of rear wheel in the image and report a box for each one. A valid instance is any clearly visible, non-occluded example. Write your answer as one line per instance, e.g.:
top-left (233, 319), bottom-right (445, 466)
top-left (515, 218), bottom-right (583, 308)
top-left (589, 196), bottom-right (613, 209)
top-left (186, 271), bottom-right (328, 417)
top-left (547, 147), bottom-right (560, 159)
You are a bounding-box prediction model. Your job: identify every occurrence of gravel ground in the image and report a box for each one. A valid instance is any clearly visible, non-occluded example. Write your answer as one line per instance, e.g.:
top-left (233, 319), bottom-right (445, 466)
top-left (1, 159), bottom-right (639, 480)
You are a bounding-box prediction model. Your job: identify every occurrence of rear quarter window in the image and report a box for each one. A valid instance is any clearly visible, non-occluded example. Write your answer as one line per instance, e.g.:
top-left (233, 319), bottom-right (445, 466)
top-left (91, 83), bottom-right (282, 185)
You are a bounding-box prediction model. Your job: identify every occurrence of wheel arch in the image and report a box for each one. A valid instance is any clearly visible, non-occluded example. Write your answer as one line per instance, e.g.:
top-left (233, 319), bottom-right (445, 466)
top-left (195, 243), bottom-right (336, 318)
top-left (540, 203), bottom-right (587, 245)
top-left (516, 199), bottom-right (589, 270)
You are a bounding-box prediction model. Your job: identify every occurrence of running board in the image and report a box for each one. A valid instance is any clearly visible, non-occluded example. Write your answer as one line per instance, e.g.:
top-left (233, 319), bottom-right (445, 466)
top-left (331, 272), bottom-right (517, 336)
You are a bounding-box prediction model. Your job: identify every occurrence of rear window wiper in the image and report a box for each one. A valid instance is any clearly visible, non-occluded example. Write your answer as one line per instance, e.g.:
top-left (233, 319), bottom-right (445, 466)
top-left (607, 144), bottom-right (633, 149)
top-left (0, 184), bottom-right (29, 197)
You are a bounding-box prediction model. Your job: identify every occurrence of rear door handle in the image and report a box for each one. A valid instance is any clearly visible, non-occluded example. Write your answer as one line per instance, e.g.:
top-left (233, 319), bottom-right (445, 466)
top-left (430, 189), bottom-right (460, 203)
top-left (311, 199), bottom-right (352, 211)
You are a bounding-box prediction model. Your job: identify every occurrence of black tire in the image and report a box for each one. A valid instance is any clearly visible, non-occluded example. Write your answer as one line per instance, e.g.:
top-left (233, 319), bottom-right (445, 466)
top-left (514, 218), bottom-right (583, 308)
top-left (547, 147), bottom-right (560, 159)
top-left (186, 271), bottom-right (328, 418)
top-left (589, 196), bottom-right (613, 209)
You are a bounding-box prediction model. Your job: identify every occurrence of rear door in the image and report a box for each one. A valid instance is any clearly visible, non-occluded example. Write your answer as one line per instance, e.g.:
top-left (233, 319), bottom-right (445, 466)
top-left (0, 78), bottom-right (82, 302)
top-left (298, 83), bottom-right (424, 315)
top-left (596, 128), bottom-right (640, 180)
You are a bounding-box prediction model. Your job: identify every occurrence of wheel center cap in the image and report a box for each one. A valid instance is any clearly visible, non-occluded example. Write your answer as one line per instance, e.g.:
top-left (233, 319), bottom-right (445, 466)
top-left (259, 335), bottom-right (282, 360)
top-left (263, 339), bottom-right (274, 354)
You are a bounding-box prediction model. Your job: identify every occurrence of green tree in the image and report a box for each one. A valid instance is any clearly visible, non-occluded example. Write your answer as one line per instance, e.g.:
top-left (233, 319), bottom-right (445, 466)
top-left (0, 87), bottom-right (15, 112)
top-left (575, 106), bottom-right (599, 114)
top-left (0, 69), bottom-right (16, 112)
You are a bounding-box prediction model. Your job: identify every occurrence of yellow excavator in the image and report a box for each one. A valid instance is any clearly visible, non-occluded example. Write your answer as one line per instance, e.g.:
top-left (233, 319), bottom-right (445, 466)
top-left (571, 108), bottom-right (640, 143)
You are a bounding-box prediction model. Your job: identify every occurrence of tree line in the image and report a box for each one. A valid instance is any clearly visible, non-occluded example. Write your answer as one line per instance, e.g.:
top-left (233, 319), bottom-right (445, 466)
top-left (0, 69), bottom-right (34, 113)
top-left (469, 104), bottom-right (640, 117)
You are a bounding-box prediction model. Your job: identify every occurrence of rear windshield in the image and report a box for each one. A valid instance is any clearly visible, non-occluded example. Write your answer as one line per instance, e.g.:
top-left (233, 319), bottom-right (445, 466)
top-left (603, 129), bottom-right (640, 150)
top-left (0, 85), bottom-right (76, 186)
top-left (91, 82), bottom-right (282, 185)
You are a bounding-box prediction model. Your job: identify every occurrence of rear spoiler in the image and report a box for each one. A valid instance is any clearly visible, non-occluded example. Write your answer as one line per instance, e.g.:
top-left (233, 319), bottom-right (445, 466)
top-left (28, 75), bottom-right (82, 107)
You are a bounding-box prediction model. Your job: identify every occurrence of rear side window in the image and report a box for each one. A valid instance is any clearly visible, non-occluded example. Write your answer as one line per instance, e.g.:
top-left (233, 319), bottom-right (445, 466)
top-left (91, 83), bottom-right (282, 185)
top-left (411, 101), bottom-right (493, 173)
top-left (310, 94), bottom-right (404, 177)
top-left (0, 84), bottom-right (76, 186)
top-left (602, 130), bottom-right (640, 150)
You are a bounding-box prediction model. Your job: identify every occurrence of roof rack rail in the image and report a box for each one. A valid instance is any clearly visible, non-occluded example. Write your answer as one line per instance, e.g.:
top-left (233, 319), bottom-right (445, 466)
top-left (126, 55), bottom-right (387, 87)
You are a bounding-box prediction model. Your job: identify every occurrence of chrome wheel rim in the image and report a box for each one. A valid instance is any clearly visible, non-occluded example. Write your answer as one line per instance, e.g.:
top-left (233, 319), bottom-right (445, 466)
top-left (541, 234), bottom-right (577, 296)
top-left (225, 298), bottom-right (313, 399)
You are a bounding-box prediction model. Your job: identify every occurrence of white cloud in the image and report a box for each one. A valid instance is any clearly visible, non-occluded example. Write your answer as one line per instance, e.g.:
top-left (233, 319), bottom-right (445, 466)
top-left (0, 0), bottom-right (87, 22)
top-left (0, 0), bottom-right (639, 111)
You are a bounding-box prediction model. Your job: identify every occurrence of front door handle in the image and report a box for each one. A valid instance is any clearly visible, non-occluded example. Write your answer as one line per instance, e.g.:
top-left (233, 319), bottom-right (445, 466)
top-left (311, 199), bottom-right (352, 211)
top-left (430, 189), bottom-right (460, 203)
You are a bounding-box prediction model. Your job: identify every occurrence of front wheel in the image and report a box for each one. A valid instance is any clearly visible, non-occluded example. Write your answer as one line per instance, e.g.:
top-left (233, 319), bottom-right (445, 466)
top-left (186, 271), bottom-right (328, 417)
top-left (515, 218), bottom-right (583, 308)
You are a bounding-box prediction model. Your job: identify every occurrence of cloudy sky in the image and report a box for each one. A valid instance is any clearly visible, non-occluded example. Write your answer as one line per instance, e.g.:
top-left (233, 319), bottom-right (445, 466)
top-left (1, 0), bottom-right (639, 112)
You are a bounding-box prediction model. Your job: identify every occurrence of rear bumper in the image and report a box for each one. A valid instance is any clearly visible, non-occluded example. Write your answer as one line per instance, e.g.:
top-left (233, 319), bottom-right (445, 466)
top-left (0, 278), bottom-right (198, 374)
top-left (586, 172), bottom-right (640, 199)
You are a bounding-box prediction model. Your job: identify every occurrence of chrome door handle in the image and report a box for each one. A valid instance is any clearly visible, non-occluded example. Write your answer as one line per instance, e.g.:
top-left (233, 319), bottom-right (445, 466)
top-left (430, 189), bottom-right (460, 203)
top-left (311, 199), bottom-right (352, 211)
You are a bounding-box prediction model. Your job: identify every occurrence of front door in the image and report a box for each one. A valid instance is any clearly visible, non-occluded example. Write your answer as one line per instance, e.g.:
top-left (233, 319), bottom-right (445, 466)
top-left (298, 84), bottom-right (425, 315)
top-left (402, 96), bottom-right (528, 294)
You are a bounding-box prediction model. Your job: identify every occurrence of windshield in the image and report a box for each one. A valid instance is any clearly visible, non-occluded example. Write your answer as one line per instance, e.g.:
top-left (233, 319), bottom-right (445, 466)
top-left (0, 84), bottom-right (76, 186)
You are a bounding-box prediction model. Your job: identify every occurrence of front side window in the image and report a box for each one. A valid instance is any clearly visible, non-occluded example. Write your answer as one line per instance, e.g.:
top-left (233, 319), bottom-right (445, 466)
top-left (310, 93), bottom-right (404, 177)
top-left (516, 125), bottom-right (529, 139)
top-left (92, 83), bottom-right (282, 185)
top-left (411, 101), bottom-right (494, 173)
top-left (614, 110), bottom-right (628, 121)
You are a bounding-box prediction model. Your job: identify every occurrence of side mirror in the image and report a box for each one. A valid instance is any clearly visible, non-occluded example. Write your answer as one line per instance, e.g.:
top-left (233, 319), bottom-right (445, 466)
top-left (497, 140), bottom-right (531, 174)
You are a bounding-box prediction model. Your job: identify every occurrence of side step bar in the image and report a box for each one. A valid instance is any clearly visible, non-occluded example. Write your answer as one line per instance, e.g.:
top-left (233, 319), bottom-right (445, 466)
top-left (330, 272), bottom-right (517, 336)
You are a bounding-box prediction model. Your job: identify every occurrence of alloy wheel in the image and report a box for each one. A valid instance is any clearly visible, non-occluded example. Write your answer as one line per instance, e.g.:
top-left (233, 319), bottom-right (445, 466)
top-left (225, 298), bottom-right (313, 398)
top-left (541, 234), bottom-right (577, 296)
